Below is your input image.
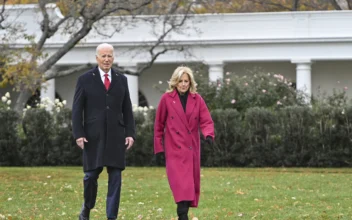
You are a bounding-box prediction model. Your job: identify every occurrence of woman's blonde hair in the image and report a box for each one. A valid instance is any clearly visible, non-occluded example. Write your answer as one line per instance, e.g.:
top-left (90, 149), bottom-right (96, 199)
top-left (167, 66), bottom-right (197, 93)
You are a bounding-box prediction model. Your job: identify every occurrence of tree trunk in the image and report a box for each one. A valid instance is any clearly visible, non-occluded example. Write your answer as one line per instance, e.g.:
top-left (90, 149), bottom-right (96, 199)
top-left (14, 90), bottom-right (32, 113)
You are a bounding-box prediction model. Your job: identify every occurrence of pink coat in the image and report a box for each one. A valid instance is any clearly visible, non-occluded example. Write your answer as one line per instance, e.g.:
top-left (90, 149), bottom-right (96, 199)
top-left (154, 90), bottom-right (214, 207)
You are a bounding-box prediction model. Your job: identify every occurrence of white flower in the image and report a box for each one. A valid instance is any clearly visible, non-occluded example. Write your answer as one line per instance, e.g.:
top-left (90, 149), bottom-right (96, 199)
top-left (158, 81), bottom-right (162, 84)
top-left (143, 106), bottom-right (148, 112)
top-left (138, 202), bottom-right (144, 205)
top-left (6, 100), bottom-right (11, 105)
top-left (7, 198), bottom-right (12, 201)
top-left (291, 197), bottom-right (296, 200)
top-left (143, 112), bottom-right (147, 116)
top-left (149, 106), bottom-right (154, 109)
top-left (7, 107), bottom-right (10, 110)
top-left (192, 217), bottom-right (199, 220)
top-left (56, 107), bottom-right (60, 112)
top-left (277, 101), bottom-right (282, 105)
top-left (55, 99), bottom-right (60, 104)
top-left (26, 105), bottom-right (31, 109)
top-left (138, 106), bottom-right (144, 111)
top-left (62, 100), bottom-right (67, 105)
top-left (1, 96), bottom-right (7, 102)
top-left (5, 92), bottom-right (10, 98)
top-left (57, 103), bottom-right (63, 108)
top-left (342, 110), bottom-right (345, 115)
top-left (47, 176), bottom-right (51, 178)
top-left (157, 208), bottom-right (162, 212)
top-left (231, 99), bottom-right (236, 104)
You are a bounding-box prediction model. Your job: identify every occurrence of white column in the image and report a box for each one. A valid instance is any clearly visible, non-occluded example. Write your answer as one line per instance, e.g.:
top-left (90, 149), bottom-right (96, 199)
top-left (207, 61), bottom-right (224, 83)
top-left (40, 79), bottom-right (55, 110)
top-left (120, 64), bottom-right (139, 106)
top-left (291, 60), bottom-right (312, 104)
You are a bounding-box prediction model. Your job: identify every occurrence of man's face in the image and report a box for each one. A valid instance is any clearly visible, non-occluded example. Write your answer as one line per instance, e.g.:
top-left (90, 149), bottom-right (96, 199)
top-left (96, 47), bottom-right (114, 73)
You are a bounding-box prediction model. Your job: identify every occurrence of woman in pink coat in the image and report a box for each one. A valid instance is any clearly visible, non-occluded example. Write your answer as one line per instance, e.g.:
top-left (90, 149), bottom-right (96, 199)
top-left (154, 66), bottom-right (215, 220)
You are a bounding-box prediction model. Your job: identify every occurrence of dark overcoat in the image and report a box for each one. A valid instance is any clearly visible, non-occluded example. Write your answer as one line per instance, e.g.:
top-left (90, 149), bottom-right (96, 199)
top-left (72, 66), bottom-right (135, 171)
top-left (154, 90), bottom-right (214, 207)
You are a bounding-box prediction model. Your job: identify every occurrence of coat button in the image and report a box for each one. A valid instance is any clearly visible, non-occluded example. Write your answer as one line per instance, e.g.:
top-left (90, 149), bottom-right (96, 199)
top-left (189, 146), bottom-right (192, 150)
top-left (106, 106), bottom-right (110, 109)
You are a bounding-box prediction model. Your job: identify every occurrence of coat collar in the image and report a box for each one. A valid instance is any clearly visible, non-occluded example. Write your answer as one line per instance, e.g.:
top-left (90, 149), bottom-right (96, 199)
top-left (92, 66), bottom-right (120, 92)
top-left (168, 89), bottom-right (197, 129)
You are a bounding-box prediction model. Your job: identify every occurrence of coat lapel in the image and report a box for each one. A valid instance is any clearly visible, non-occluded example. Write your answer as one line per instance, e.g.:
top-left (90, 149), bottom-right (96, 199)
top-left (186, 93), bottom-right (197, 123)
top-left (92, 67), bottom-right (107, 92)
top-left (169, 90), bottom-right (190, 129)
top-left (108, 68), bottom-right (120, 92)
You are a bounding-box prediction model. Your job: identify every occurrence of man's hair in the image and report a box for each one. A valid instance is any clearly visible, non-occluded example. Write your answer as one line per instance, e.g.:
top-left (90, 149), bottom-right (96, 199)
top-left (96, 43), bottom-right (114, 56)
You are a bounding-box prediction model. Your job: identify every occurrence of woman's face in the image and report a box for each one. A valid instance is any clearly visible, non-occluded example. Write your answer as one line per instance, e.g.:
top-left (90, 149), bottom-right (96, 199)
top-left (176, 73), bottom-right (190, 94)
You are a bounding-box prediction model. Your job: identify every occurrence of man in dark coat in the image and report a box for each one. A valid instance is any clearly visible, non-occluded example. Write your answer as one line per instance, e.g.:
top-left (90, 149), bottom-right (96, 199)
top-left (72, 43), bottom-right (135, 220)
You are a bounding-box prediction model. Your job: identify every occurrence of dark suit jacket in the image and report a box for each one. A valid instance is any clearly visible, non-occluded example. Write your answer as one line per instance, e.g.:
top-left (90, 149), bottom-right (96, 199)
top-left (72, 66), bottom-right (135, 171)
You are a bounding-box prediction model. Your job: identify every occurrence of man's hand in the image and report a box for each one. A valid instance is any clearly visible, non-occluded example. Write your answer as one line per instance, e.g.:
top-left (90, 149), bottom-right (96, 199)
top-left (125, 137), bottom-right (134, 150)
top-left (76, 137), bottom-right (88, 149)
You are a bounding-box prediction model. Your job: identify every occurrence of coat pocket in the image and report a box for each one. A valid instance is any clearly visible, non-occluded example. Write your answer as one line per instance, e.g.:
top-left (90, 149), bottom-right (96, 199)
top-left (84, 119), bottom-right (99, 140)
top-left (119, 119), bottom-right (126, 127)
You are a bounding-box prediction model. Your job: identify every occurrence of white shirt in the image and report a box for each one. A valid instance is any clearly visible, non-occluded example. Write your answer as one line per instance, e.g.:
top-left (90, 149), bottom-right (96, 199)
top-left (98, 67), bottom-right (111, 83)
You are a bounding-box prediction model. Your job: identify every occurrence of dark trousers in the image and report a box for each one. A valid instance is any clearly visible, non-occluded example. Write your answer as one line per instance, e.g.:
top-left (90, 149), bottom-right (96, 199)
top-left (83, 166), bottom-right (122, 219)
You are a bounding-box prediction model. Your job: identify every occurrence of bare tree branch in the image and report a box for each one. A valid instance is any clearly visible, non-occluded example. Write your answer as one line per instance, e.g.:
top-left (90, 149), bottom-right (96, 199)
top-left (38, 1), bottom-right (155, 74)
top-left (330, 0), bottom-right (343, 9)
top-left (292, 0), bottom-right (300, 11)
top-left (45, 63), bottom-right (93, 80)
top-left (136, 0), bottom-right (194, 74)
top-left (0, 0), bottom-right (7, 29)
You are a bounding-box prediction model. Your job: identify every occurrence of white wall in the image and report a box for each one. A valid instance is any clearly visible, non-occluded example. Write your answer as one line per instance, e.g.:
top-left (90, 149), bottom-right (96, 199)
top-left (139, 63), bottom-right (179, 107)
top-left (55, 68), bottom-right (87, 109)
top-left (312, 61), bottom-right (352, 97)
top-left (225, 62), bottom-right (296, 80)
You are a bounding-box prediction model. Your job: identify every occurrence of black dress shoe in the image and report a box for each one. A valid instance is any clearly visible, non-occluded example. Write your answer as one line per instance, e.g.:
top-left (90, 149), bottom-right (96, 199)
top-left (79, 205), bottom-right (90, 220)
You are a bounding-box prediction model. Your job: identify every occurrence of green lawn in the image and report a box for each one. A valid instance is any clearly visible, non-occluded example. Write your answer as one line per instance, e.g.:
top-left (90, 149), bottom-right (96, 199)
top-left (1, 167), bottom-right (352, 219)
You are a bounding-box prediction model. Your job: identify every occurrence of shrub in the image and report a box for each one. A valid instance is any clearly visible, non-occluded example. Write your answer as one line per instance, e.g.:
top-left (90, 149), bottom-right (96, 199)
top-left (0, 109), bottom-right (21, 166)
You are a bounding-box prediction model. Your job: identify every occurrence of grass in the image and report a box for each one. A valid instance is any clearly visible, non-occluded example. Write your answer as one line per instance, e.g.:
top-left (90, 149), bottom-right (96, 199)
top-left (1, 167), bottom-right (352, 219)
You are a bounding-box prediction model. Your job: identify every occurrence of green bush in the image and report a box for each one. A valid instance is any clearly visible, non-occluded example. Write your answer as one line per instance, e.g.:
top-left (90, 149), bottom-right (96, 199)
top-left (243, 107), bottom-right (279, 167)
top-left (48, 108), bottom-right (82, 166)
top-left (19, 108), bottom-right (54, 166)
top-left (0, 109), bottom-right (21, 166)
top-left (196, 70), bottom-right (306, 112)
top-left (202, 109), bottom-right (243, 167)
top-left (126, 108), bottom-right (165, 166)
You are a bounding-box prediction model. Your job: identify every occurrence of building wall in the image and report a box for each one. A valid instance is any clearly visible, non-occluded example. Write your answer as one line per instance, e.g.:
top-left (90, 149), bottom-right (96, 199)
top-left (226, 61), bottom-right (352, 97)
top-left (2, 61), bottom-right (352, 109)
